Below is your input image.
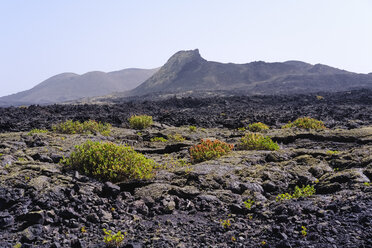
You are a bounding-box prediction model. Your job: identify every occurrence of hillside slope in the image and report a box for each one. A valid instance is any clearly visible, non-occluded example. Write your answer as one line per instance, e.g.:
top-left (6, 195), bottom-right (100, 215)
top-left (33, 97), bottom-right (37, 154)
top-left (130, 49), bottom-right (372, 96)
top-left (0, 68), bottom-right (158, 106)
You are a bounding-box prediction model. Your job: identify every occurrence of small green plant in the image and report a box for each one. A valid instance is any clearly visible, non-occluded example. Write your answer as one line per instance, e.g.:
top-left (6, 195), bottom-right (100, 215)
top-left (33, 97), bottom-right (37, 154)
top-left (316, 95), bottom-right (324, 100)
top-left (248, 122), bottom-right (269, 132)
top-left (237, 127), bottom-right (247, 132)
top-left (0, 153), bottom-right (3, 157)
top-left (282, 117), bottom-right (325, 130)
top-left (190, 139), bottom-right (234, 163)
top-left (81, 226), bottom-right (87, 233)
top-left (243, 199), bottom-right (255, 210)
top-left (276, 185), bottom-right (316, 201)
top-left (27, 128), bottom-right (48, 135)
top-left (189, 126), bottom-right (197, 132)
top-left (52, 120), bottom-right (111, 136)
top-left (364, 182), bottom-right (371, 187)
top-left (237, 133), bottom-right (279, 151)
top-left (18, 157), bottom-right (26, 162)
top-left (103, 229), bottom-right (125, 248)
top-left (220, 219), bottom-right (231, 229)
top-left (326, 150), bottom-right (340, 155)
top-left (13, 243), bottom-right (22, 248)
top-left (129, 115), bottom-right (153, 129)
top-left (136, 132), bottom-right (142, 136)
top-left (301, 226), bottom-right (307, 237)
top-left (156, 154), bottom-right (191, 170)
top-left (63, 141), bottom-right (155, 182)
top-left (167, 133), bottom-right (185, 142)
top-left (150, 137), bottom-right (168, 142)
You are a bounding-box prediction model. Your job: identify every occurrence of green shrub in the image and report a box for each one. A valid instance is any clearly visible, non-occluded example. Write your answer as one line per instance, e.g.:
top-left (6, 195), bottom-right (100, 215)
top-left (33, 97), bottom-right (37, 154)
top-left (189, 126), bottom-right (197, 132)
top-left (52, 120), bottom-right (111, 136)
top-left (27, 129), bottom-right (49, 135)
top-left (220, 219), bottom-right (231, 229)
top-left (167, 133), bottom-right (185, 142)
top-left (326, 150), bottom-right (340, 155)
top-left (276, 185), bottom-right (316, 201)
top-left (243, 199), bottom-right (255, 209)
top-left (301, 226), bottom-right (308, 237)
top-left (248, 122), bottom-right (269, 132)
top-left (237, 133), bottom-right (279, 151)
top-left (282, 117), bottom-right (325, 130)
top-left (150, 137), bottom-right (168, 142)
top-left (190, 139), bottom-right (234, 163)
top-left (129, 115), bottom-right (153, 129)
top-left (63, 141), bottom-right (154, 182)
top-left (103, 229), bottom-right (125, 248)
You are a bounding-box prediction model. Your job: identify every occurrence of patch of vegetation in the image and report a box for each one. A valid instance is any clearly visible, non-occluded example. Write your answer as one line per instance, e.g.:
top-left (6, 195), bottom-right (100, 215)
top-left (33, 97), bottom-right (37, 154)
top-left (189, 125), bottom-right (197, 132)
top-left (301, 226), bottom-right (308, 237)
top-left (326, 150), bottom-right (340, 155)
top-left (237, 133), bottom-right (279, 151)
top-left (27, 128), bottom-right (48, 135)
top-left (167, 133), bottom-right (186, 142)
top-left (243, 199), bottom-right (255, 210)
top-left (248, 122), bottom-right (269, 132)
top-left (155, 154), bottom-right (191, 171)
top-left (282, 117), bottom-right (325, 130)
top-left (63, 141), bottom-right (155, 182)
top-left (52, 120), bottom-right (111, 136)
top-left (13, 243), bottom-right (22, 248)
top-left (129, 115), bottom-right (153, 129)
top-left (364, 182), bottom-right (371, 187)
top-left (220, 219), bottom-right (231, 229)
top-left (81, 226), bottom-right (87, 233)
top-left (103, 229), bottom-right (125, 248)
top-left (276, 185), bottom-right (316, 202)
top-left (237, 127), bottom-right (247, 132)
top-left (150, 137), bottom-right (168, 142)
top-left (316, 95), bottom-right (324, 100)
top-left (190, 139), bottom-right (234, 163)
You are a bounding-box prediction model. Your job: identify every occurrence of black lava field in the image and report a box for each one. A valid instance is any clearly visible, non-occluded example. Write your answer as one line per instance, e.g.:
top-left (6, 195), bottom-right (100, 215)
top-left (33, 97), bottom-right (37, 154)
top-left (0, 90), bottom-right (371, 133)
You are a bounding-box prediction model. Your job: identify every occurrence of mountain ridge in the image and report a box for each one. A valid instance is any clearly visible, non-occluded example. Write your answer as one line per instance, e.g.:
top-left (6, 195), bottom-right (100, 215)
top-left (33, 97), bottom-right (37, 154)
top-left (129, 49), bottom-right (371, 96)
top-left (0, 68), bottom-right (158, 106)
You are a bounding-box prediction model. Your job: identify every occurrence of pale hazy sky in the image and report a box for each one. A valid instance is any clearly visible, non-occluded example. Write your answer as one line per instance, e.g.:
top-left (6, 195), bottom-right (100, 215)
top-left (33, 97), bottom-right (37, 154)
top-left (0, 0), bottom-right (371, 97)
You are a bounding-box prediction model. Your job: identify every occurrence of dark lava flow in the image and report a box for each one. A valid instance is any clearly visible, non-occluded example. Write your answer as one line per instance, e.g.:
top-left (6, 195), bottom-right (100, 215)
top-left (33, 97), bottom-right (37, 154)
top-left (0, 90), bottom-right (371, 133)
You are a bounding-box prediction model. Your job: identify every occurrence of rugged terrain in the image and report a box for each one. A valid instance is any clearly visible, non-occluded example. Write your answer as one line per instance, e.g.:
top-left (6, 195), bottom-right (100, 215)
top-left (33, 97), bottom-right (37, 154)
top-left (0, 90), bottom-right (372, 248)
top-left (129, 49), bottom-right (372, 96)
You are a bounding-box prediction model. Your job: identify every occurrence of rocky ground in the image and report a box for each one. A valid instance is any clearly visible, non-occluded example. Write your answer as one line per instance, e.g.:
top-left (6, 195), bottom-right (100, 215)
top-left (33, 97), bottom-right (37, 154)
top-left (0, 91), bottom-right (372, 248)
top-left (0, 90), bottom-right (371, 133)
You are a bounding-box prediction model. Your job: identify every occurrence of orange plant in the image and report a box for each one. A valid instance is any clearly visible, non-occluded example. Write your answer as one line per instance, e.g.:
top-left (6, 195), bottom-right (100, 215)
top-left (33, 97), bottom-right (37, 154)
top-left (189, 139), bottom-right (234, 163)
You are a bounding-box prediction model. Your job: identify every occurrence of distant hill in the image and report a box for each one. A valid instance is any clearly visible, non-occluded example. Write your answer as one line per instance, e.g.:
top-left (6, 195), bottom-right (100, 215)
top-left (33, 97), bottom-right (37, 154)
top-left (0, 68), bottom-right (158, 106)
top-left (129, 49), bottom-right (372, 96)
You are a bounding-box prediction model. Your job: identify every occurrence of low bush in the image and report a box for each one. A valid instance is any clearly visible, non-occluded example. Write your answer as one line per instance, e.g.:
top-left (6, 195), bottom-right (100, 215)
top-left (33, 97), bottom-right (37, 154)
top-left (52, 120), bottom-right (111, 136)
top-left (190, 139), bottom-right (234, 163)
top-left (27, 129), bottom-right (49, 135)
top-left (248, 122), bottom-right (269, 132)
top-left (103, 229), bottom-right (125, 248)
top-left (237, 133), bottom-right (279, 151)
top-left (150, 137), bottom-right (168, 142)
top-left (276, 185), bottom-right (316, 201)
top-left (129, 115), bottom-right (153, 129)
top-left (63, 141), bottom-right (154, 182)
top-left (326, 150), bottom-right (340, 155)
top-left (282, 117), bottom-right (325, 130)
top-left (189, 126), bottom-right (197, 132)
top-left (167, 133), bottom-right (185, 142)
